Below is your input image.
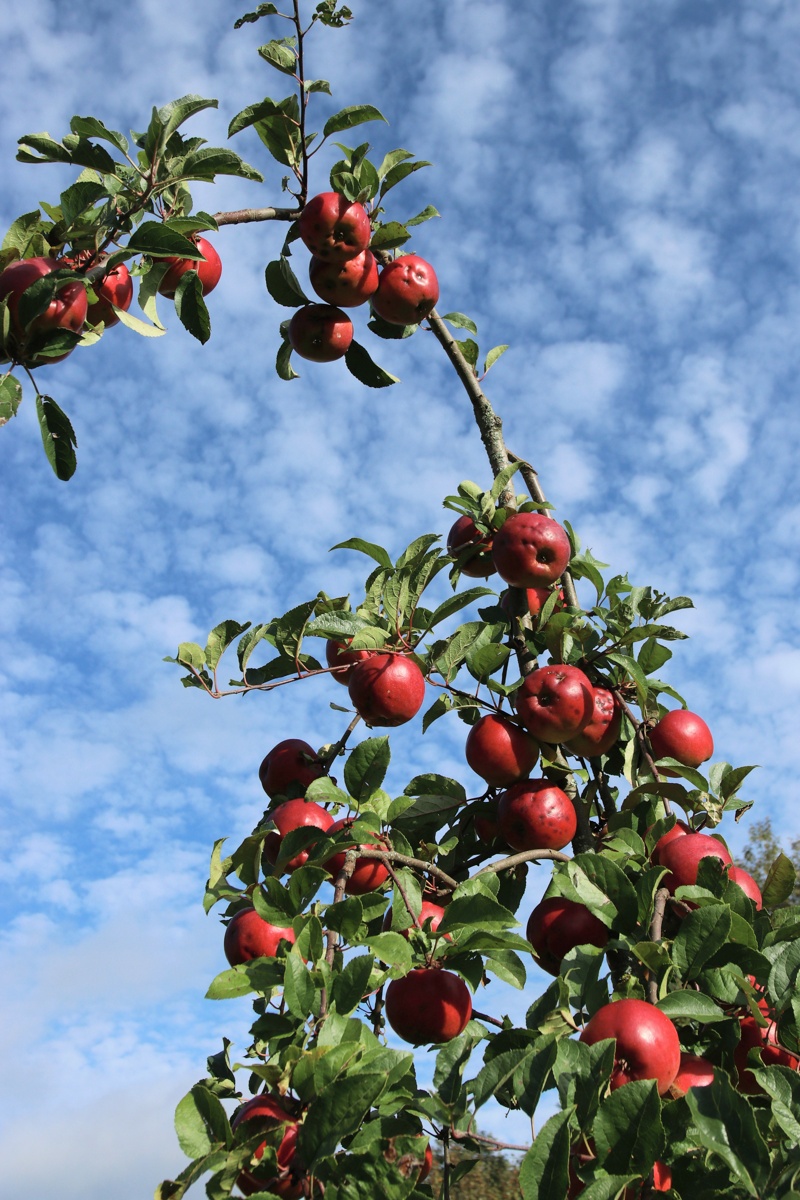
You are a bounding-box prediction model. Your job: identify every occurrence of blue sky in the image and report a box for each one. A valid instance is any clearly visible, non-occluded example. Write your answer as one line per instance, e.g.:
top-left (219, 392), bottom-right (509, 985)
top-left (1, 0), bottom-right (800, 1194)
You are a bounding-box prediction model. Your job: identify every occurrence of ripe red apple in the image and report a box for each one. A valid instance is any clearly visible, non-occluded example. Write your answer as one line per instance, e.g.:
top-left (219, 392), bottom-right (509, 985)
top-left (385, 967), bottom-right (472, 1044)
top-left (0, 256), bottom-right (87, 363)
top-left (231, 1093), bottom-right (301, 1199)
top-left (323, 818), bottom-right (389, 895)
top-left (491, 512), bottom-right (572, 588)
top-left (649, 819), bottom-right (691, 862)
top-left (347, 654), bottom-right (426, 727)
top-left (263, 798), bottom-right (334, 872)
top-left (497, 778), bottom-right (577, 851)
top-left (465, 712), bottom-right (539, 787)
top-left (371, 254), bottom-right (439, 325)
top-left (500, 585), bottom-right (564, 620)
top-left (308, 248), bottom-right (378, 307)
top-left (649, 709), bottom-right (713, 772)
top-left (728, 865), bottom-right (763, 909)
top-left (223, 907), bottom-right (296, 966)
top-left (157, 235), bottom-right (222, 298)
top-left (515, 664), bottom-right (594, 744)
top-left (526, 896), bottom-right (609, 975)
top-left (288, 303), bottom-right (353, 362)
top-left (298, 192), bottom-right (371, 263)
top-left (565, 688), bottom-right (621, 757)
top-left (325, 638), bottom-right (374, 685)
top-left (86, 262), bottom-right (133, 327)
top-left (418, 1143), bottom-right (433, 1183)
top-left (579, 998), bottom-right (681, 1093)
top-left (259, 739), bottom-right (324, 800)
top-left (474, 800), bottom-right (500, 844)
top-left (671, 1052), bottom-right (715, 1095)
top-left (657, 832), bottom-right (732, 894)
top-left (382, 899), bottom-right (447, 938)
top-left (734, 1016), bottom-right (800, 1093)
top-left (446, 515), bottom-right (494, 577)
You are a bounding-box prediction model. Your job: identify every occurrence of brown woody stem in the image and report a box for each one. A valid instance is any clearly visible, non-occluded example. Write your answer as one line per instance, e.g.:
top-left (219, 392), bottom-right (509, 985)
top-left (475, 847), bottom-right (571, 875)
top-left (355, 847), bottom-right (458, 891)
top-left (647, 887), bottom-right (670, 1004)
top-left (319, 849), bottom-right (357, 1017)
top-left (214, 206), bottom-right (301, 226)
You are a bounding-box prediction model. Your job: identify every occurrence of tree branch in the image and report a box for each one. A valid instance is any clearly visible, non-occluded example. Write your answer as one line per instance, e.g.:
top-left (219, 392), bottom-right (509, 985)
top-left (355, 847), bottom-right (458, 891)
top-left (319, 848), bottom-right (357, 1017)
top-left (646, 887), bottom-right (670, 1005)
top-left (214, 206), bottom-right (301, 226)
top-left (474, 847), bottom-right (571, 876)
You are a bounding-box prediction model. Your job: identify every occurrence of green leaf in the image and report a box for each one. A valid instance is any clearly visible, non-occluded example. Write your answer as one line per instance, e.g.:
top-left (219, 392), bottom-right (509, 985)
top-left (364, 932), bottom-right (413, 968)
top-left (685, 1073), bottom-right (770, 1195)
top-left (114, 306), bottom-right (166, 337)
top-left (265, 257), bottom-right (309, 307)
top-left (0, 374), bottom-right (22, 426)
top-left (174, 1085), bottom-right (229, 1158)
top-left (407, 204), bottom-right (440, 226)
top-left (593, 1080), bottom-right (663, 1177)
top-left (304, 78), bottom-right (332, 95)
top-left (763, 852), bottom-right (797, 907)
top-left (70, 114), bottom-right (129, 154)
top-left (204, 621), bottom-right (249, 671)
top-left (205, 965), bottom-right (258, 1000)
top-left (519, 1107), bottom-right (573, 1200)
top-left (344, 736), bottom-right (391, 800)
top-left (323, 104), bottom-right (387, 138)
top-left (332, 954), bottom-right (374, 1015)
top-left (438, 894), bottom-right (517, 935)
top-left (298, 1072), bottom-right (388, 1167)
top-left (378, 159), bottom-right (431, 198)
top-left (655, 990), bottom-right (726, 1022)
top-left (330, 537), bottom-right (392, 568)
top-left (174, 272), bottom-right (211, 344)
top-left (35, 394), bottom-right (77, 480)
top-left (127, 223), bottom-right (204, 259)
top-left (553, 854), bottom-right (639, 931)
top-left (258, 38), bottom-right (298, 75)
top-left (427, 586), bottom-right (495, 628)
top-left (434, 1032), bottom-right (475, 1106)
top-left (483, 344), bottom-right (509, 374)
top-left (457, 337), bottom-right (479, 368)
top-left (345, 340), bottom-right (399, 388)
top-left (673, 904), bottom-right (733, 980)
top-left (369, 221), bottom-right (411, 251)
top-left (283, 950), bottom-right (315, 1019)
top-left (276, 337), bottom-right (298, 380)
top-left (158, 95), bottom-right (218, 143)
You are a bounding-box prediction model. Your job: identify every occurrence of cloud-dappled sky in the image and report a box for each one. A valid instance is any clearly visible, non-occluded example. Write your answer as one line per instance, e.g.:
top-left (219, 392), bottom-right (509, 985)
top-left (1, 0), bottom-right (799, 1194)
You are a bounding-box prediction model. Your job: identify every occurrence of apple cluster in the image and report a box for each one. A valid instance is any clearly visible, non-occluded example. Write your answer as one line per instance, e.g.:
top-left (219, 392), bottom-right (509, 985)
top-left (287, 191), bottom-right (439, 362)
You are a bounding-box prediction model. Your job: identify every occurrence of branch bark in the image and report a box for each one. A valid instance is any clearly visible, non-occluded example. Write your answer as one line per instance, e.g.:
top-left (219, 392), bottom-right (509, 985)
top-left (214, 206), bottom-right (301, 226)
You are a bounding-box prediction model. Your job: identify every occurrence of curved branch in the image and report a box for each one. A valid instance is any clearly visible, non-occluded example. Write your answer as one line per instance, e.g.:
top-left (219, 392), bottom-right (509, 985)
top-left (474, 847), bottom-right (571, 875)
top-left (354, 847), bottom-right (458, 891)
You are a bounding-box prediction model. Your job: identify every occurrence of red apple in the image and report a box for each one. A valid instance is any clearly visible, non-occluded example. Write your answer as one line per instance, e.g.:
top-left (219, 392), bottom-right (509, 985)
top-left (223, 907), bottom-right (296, 966)
top-left (298, 192), bottom-right (371, 263)
top-left (348, 654), bottom-right (426, 727)
top-left (325, 638), bottom-right (374, 685)
top-left (649, 709), bottom-right (713, 772)
top-left (323, 817), bottom-right (389, 895)
top-left (734, 1015), bottom-right (800, 1093)
top-left (465, 712), bottom-right (539, 787)
top-left (474, 801), bottom-right (500, 844)
top-left (579, 998), bottom-right (681, 1093)
top-left (288, 303), bottom-right (353, 362)
top-left (418, 1143), bottom-right (433, 1183)
top-left (651, 1162), bottom-right (673, 1193)
top-left (446, 515), bottom-right (494, 577)
top-left (649, 820), bottom-right (691, 862)
top-left (86, 262), bottom-right (133, 327)
top-left (491, 512), bottom-right (571, 588)
top-left (497, 779), bottom-right (577, 851)
top-left (308, 248), bottom-right (378, 307)
top-left (157, 235), bottom-right (222, 298)
top-left (657, 832), bottom-right (732, 894)
top-left (231, 1093), bottom-right (302, 1199)
top-left (264, 798), bottom-right (334, 872)
top-left (728, 865), bottom-right (763, 909)
top-left (500, 585), bottom-right (564, 620)
top-left (565, 688), bottom-right (621, 757)
top-left (259, 739), bottom-right (324, 800)
top-left (671, 1052), bottom-right (715, 1095)
top-left (526, 896), bottom-right (609, 975)
top-left (515, 664), bottom-right (594, 744)
top-left (385, 967), bottom-right (472, 1044)
top-left (371, 254), bottom-right (439, 325)
top-left (0, 256), bottom-right (87, 364)
top-left (382, 899), bottom-right (447, 938)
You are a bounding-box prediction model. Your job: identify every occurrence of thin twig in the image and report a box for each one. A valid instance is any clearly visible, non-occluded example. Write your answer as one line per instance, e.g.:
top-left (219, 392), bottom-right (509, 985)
top-left (213, 206), bottom-right (302, 226)
top-left (354, 847), bottom-right (458, 891)
top-left (319, 849), bottom-right (357, 1017)
top-left (646, 887), bottom-right (670, 1005)
top-left (472, 1009), bottom-right (504, 1029)
top-left (474, 847), bottom-right (571, 876)
top-left (318, 713), bottom-right (361, 768)
top-left (613, 691), bottom-right (672, 816)
top-left (383, 860), bottom-right (418, 924)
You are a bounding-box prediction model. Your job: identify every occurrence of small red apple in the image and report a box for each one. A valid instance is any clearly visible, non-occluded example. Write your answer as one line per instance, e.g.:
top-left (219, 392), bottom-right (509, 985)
top-left (497, 778), bottom-right (577, 851)
top-left (418, 1143), bottom-right (433, 1183)
top-left (259, 739), bottom-right (324, 800)
top-left (157, 235), bottom-right (222, 298)
top-left (323, 817), bottom-right (389, 895)
top-left (564, 688), bottom-right (621, 757)
top-left (491, 512), bottom-right (572, 588)
top-left (657, 832), bottom-right (732, 894)
top-left (264, 798), bottom-right (334, 872)
top-left (0, 256), bottom-right (87, 364)
top-left (649, 709), bottom-right (713, 771)
top-left (86, 262), bottom-right (133, 327)
top-left (309, 248), bottom-right (378, 307)
top-left (465, 712), bottom-right (539, 787)
top-left (579, 998), bottom-right (681, 1093)
top-left (474, 800), bottom-right (500, 844)
top-left (500, 585), bottom-right (564, 620)
top-left (734, 1015), bottom-right (800, 1093)
top-left (526, 896), bottom-right (609, 975)
top-left (446, 515), bottom-right (494, 577)
top-left (231, 1093), bottom-right (302, 1199)
top-left (670, 1052), bottom-right (715, 1095)
top-left (223, 907), bottom-right (296, 966)
top-left (515, 664), bottom-right (594, 744)
top-left (325, 638), bottom-right (374, 685)
top-left (288, 303), bottom-right (353, 362)
top-left (348, 654), bottom-right (426, 727)
top-left (371, 254), bottom-right (439, 325)
top-left (382, 899), bottom-right (447, 938)
top-left (728, 865), bottom-right (763, 909)
top-left (385, 967), bottom-right (472, 1044)
top-left (298, 192), bottom-right (371, 263)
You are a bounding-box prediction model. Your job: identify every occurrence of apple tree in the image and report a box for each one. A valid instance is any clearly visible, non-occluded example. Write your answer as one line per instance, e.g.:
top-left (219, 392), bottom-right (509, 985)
top-left (3, 3), bottom-right (800, 1199)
